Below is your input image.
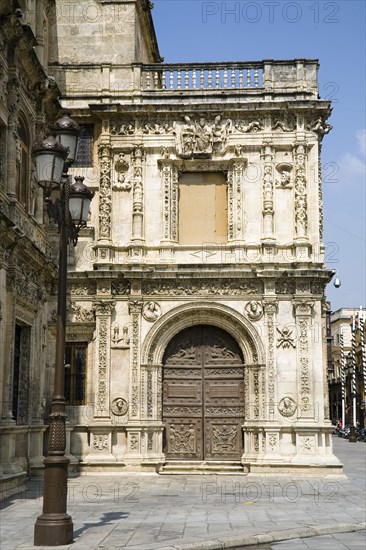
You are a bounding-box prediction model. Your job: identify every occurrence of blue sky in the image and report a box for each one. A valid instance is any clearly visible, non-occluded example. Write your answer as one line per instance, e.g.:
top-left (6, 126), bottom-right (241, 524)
top-left (151, 0), bottom-right (366, 311)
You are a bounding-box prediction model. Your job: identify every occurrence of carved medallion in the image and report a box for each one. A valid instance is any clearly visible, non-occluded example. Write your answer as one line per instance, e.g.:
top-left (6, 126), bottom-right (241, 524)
top-left (278, 396), bottom-right (297, 417)
top-left (245, 301), bottom-right (263, 321)
top-left (142, 301), bottom-right (161, 322)
top-left (110, 397), bottom-right (128, 416)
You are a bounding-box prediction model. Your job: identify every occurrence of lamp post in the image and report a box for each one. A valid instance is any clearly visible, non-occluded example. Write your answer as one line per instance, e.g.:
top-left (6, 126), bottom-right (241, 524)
top-left (32, 113), bottom-right (93, 546)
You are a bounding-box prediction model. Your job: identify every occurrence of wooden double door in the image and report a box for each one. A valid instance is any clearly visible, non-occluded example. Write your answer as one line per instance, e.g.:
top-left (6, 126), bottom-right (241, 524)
top-left (162, 325), bottom-right (245, 460)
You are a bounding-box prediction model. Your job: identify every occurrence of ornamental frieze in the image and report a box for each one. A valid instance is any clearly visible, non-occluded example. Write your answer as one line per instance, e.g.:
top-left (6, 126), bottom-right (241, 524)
top-left (142, 280), bottom-right (263, 296)
top-left (271, 112), bottom-right (296, 132)
top-left (68, 282), bottom-right (97, 296)
top-left (177, 115), bottom-right (232, 158)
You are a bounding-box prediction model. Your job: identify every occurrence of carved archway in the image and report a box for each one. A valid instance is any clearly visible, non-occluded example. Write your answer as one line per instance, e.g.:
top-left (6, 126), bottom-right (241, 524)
top-left (162, 324), bottom-right (245, 460)
top-left (141, 302), bottom-right (265, 366)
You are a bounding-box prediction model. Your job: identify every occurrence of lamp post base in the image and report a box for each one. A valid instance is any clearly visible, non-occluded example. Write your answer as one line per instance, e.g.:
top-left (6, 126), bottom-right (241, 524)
top-left (349, 425), bottom-right (357, 443)
top-left (34, 513), bottom-right (73, 546)
top-left (34, 455), bottom-right (73, 546)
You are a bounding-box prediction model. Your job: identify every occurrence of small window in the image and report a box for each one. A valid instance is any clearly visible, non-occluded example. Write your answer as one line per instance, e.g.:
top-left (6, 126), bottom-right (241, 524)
top-left (16, 113), bottom-right (29, 207)
top-left (178, 172), bottom-right (227, 245)
top-left (74, 125), bottom-right (94, 167)
top-left (65, 343), bottom-right (87, 405)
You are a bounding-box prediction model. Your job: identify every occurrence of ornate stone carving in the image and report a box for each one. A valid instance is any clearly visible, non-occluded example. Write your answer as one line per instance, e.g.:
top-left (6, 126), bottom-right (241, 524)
top-left (272, 112), bottom-right (296, 132)
top-left (69, 303), bottom-right (95, 323)
top-left (299, 319), bottom-right (311, 412)
top-left (129, 434), bottom-right (139, 451)
top-left (98, 144), bottom-right (112, 239)
top-left (143, 301), bottom-right (161, 322)
top-left (142, 119), bottom-right (174, 134)
top-left (147, 370), bottom-right (153, 418)
top-left (306, 116), bottom-right (332, 137)
top-left (275, 163), bottom-right (293, 189)
top-left (142, 280), bottom-right (262, 296)
top-left (278, 396), bottom-right (297, 417)
top-left (268, 434), bottom-right (278, 450)
top-left (276, 280), bottom-right (296, 295)
top-left (113, 152), bottom-right (131, 191)
top-left (293, 141), bottom-right (308, 238)
top-left (111, 324), bottom-right (130, 348)
top-left (68, 282), bottom-right (96, 296)
top-left (293, 300), bottom-right (314, 317)
top-left (212, 425), bottom-right (237, 453)
top-left (245, 301), bottom-right (263, 321)
top-left (93, 434), bottom-right (109, 451)
top-left (160, 162), bottom-right (179, 242)
top-left (169, 423), bottom-right (195, 453)
top-left (110, 119), bottom-right (134, 135)
top-left (264, 300), bottom-right (278, 415)
top-left (177, 115), bottom-right (232, 158)
top-left (277, 326), bottom-right (296, 348)
top-left (129, 300), bottom-right (142, 418)
top-left (111, 280), bottom-right (131, 295)
top-left (261, 141), bottom-right (274, 238)
top-left (235, 117), bottom-right (264, 133)
top-left (110, 398), bottom-right (128, 416)
top-left (227, 160), bottom-right (246, 241)
top-left (300, 436), bottom-right (315, 451)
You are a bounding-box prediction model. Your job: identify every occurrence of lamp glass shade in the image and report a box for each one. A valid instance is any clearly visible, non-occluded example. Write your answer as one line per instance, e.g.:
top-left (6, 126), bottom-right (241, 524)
top-left (34, 151), bottom-right (65, 188)
top-left (57, 132), bottom-right (78, 164)
top-left (69, 195), bottom-right (91, 227)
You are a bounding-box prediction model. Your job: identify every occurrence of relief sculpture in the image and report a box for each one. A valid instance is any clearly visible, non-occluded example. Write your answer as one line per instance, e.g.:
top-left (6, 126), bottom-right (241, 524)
top-left (169, 423), bottom-right (195, 453)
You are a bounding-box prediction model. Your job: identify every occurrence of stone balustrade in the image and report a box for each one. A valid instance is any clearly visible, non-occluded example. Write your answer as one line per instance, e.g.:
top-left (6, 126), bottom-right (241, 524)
top-left (139, 59), bottom-right (319, 97)
top-left (142, 62), bottom-right (264, 91)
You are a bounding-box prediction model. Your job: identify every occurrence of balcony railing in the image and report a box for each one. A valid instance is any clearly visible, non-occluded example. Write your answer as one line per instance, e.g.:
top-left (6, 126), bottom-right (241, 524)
top-left (142, 62), bottom-right (264, 91)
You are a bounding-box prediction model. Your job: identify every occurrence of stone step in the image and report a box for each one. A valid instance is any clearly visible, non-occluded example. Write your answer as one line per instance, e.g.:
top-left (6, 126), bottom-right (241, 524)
top-left (159, 461), bottom-right (246, 475)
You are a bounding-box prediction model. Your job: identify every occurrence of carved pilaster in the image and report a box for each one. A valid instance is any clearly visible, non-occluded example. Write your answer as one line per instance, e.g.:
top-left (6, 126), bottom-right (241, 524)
top-left (98, 144), bottom-right (112, 241)
top-left (293, 299), bottom-right (314, 418)
top-left (293, 141), bottom-right (308, 239)
top-left (93, 300), bottom-right (115, 419)
top-left (129, 300), bottom-right (143, 419)
top-left (159, 161), bottom-right (178, 243)
top-left (227, 159), bottom-right (246, 242)
top-left (263, 299), bottom-right (278, 418)
top-left (131, 145), bottom-right (146, 242)
top-left (6, 74), bottom-right (21, 198)
top-left (261, 141), bottom-right (275, 241)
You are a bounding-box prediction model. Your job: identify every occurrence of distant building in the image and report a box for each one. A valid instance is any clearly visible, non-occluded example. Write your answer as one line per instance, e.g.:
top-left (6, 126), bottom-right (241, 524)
top-left (1, 0), bottom-right (342, 499)
top-left (328, 308), bottom-right (366, 426)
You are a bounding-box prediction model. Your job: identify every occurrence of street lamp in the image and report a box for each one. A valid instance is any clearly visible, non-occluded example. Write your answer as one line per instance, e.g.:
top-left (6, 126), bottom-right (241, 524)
top-left (33, 113), bottom-right (94, 546)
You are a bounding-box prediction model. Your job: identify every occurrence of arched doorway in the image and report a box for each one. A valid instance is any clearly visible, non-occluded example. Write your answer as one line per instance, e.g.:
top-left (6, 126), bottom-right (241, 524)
top-left (162, 325), bottom-right (245, 460)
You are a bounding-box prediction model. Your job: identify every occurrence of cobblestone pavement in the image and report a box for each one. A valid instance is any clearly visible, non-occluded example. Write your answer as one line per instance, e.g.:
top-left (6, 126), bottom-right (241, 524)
top-left (0, 437), bottom-right (365, 550)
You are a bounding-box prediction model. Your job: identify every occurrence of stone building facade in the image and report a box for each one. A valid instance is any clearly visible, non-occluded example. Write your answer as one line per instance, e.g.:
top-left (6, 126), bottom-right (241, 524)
top-left (0, 0), bottom-right (342, 492)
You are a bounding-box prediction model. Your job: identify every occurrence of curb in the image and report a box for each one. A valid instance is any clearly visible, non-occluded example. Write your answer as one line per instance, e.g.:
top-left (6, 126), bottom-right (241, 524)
top-left (132, 522), bottom-right (366, 550)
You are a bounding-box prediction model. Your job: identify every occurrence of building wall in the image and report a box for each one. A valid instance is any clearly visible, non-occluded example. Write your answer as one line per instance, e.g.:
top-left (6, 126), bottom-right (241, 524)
top-left (0, 0), bottom-right (343, 488)
top-left (0, 0), bottom-right (62, 499)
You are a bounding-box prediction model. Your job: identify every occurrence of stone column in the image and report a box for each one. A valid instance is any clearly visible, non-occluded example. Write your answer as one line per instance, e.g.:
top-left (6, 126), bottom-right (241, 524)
top-left (260, 141), bottom-right (275, 242)
top-left (127, 145), bottom-right (146, 263)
